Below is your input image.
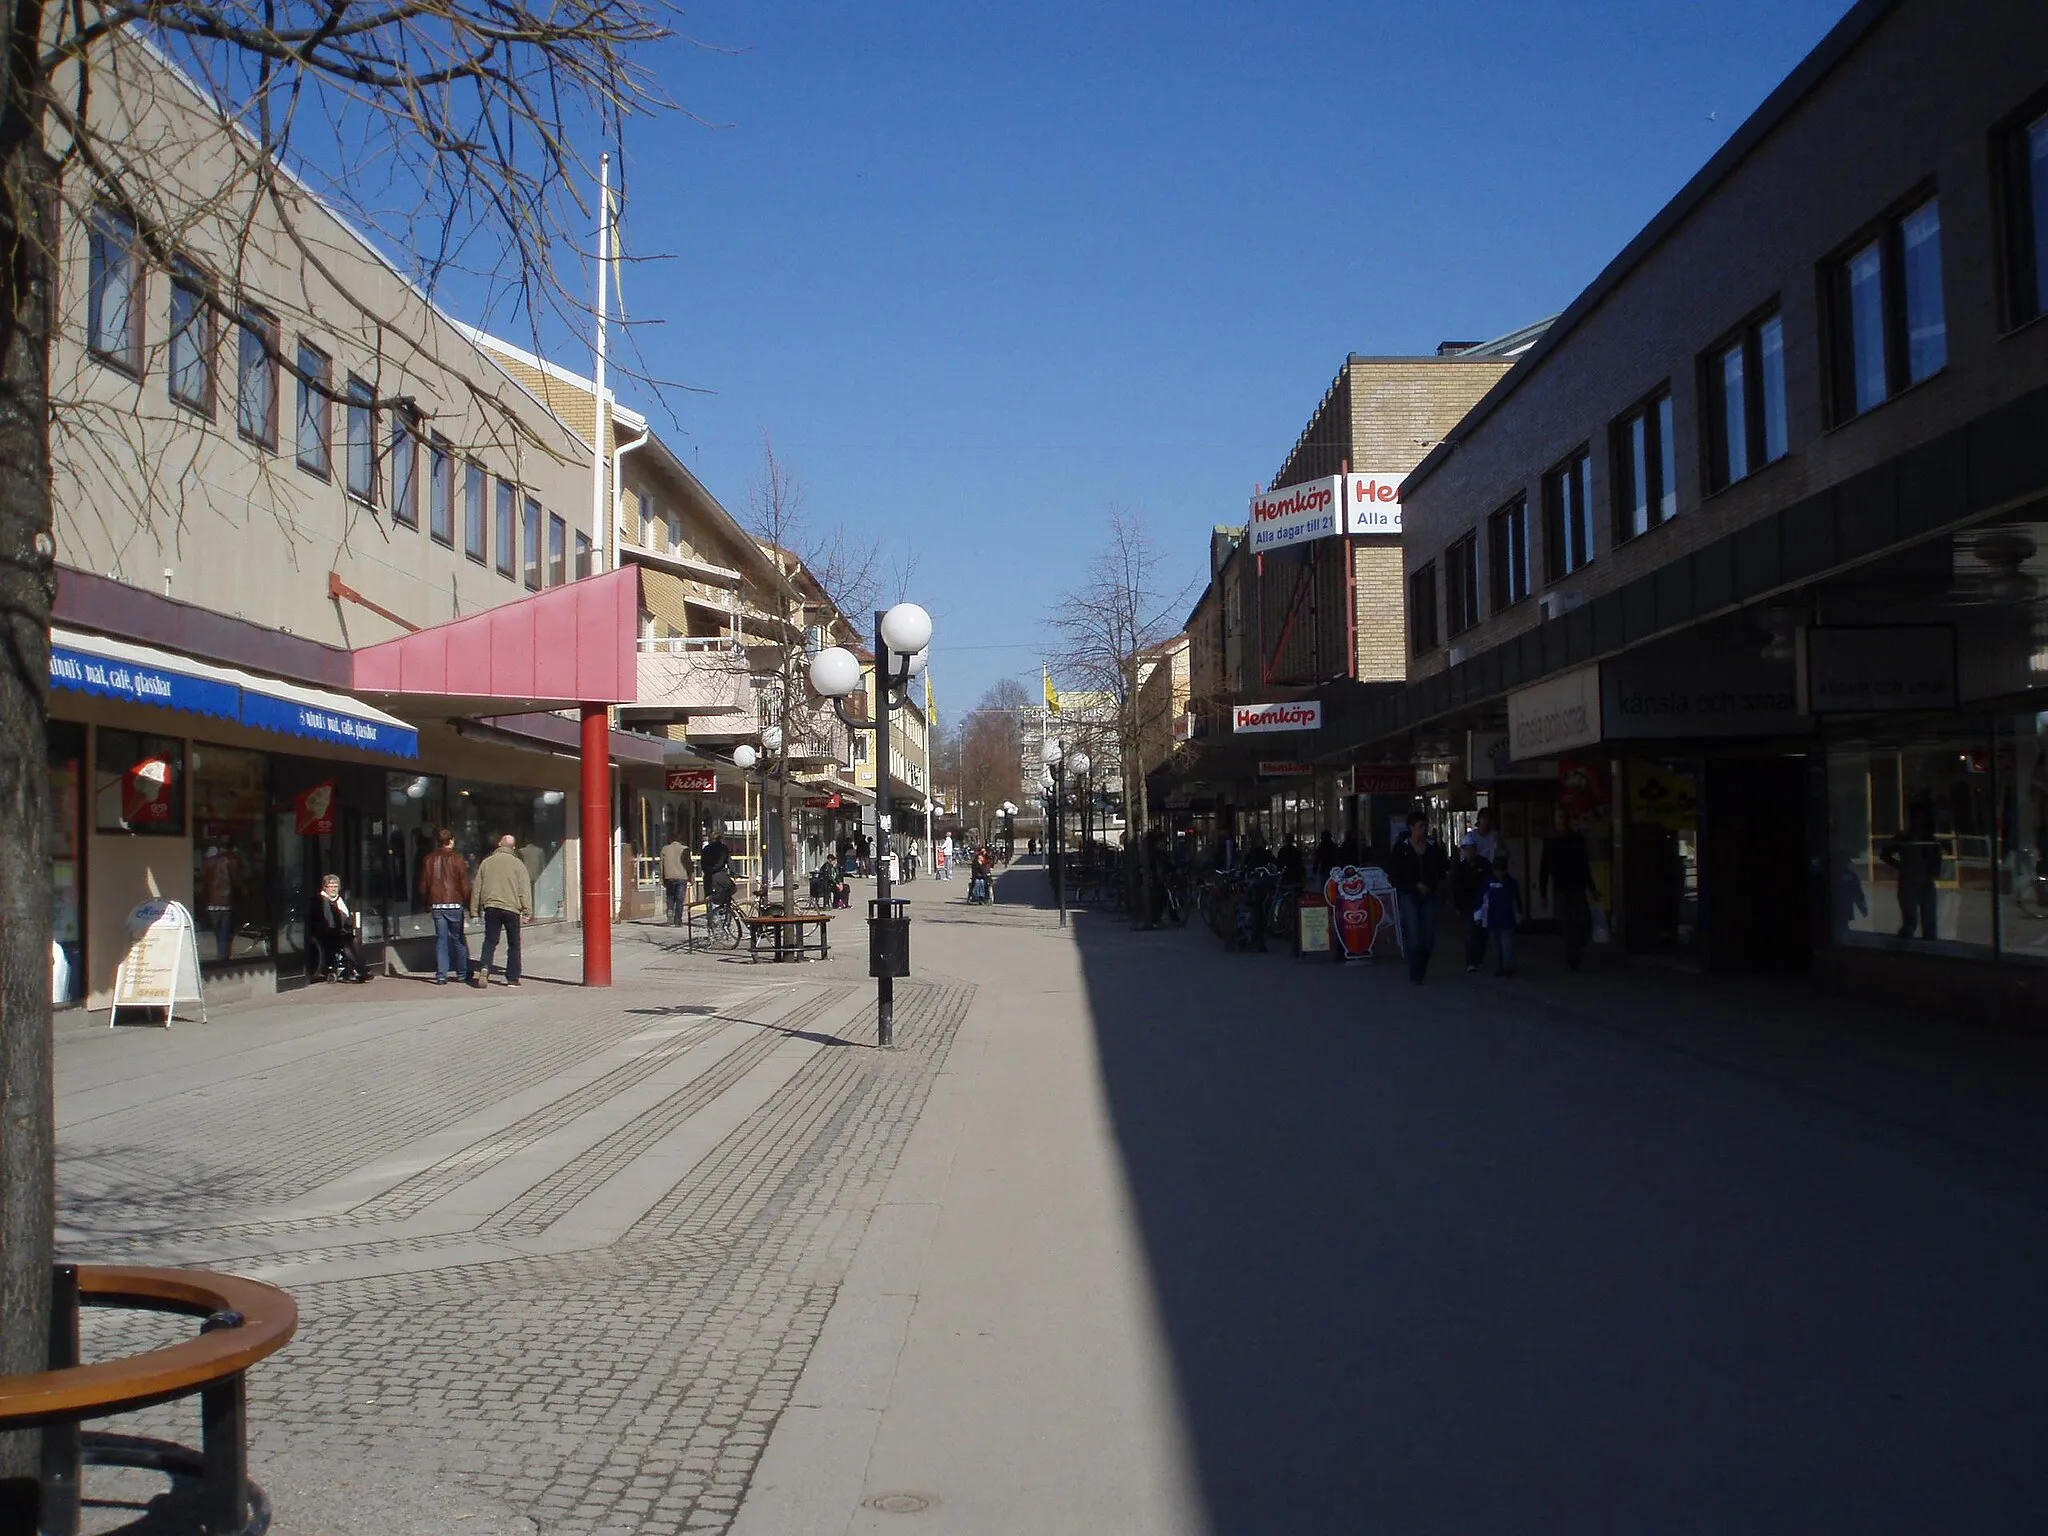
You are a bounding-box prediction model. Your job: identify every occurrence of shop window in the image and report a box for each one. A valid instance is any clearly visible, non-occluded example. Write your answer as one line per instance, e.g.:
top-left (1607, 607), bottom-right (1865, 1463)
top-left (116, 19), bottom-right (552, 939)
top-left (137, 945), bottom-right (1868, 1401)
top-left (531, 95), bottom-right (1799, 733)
top-left (1702, 310), bottom-right (1787, 492)
top-left (390, 406), bottom-right (419, 527)
top-left (464, 460), bottom-right (488, 563)
top-left (1408, 562), bottom-right (1438, 654)
top-left (167, 259), bottom-right (213, 414)
top-left (548, 511), bottom-right (567, 586)
top-left (574, 531), bottom-right (592, 580)
top-left (1996, 714), bottom-right (2048, 963)
top-left (95, 729), bottom-right (185, 835)
top-left (295, 341), bottom-right (331, 478)
top-left (522, 495), bottom-right (543, 590)
top-left (1825, 195), bottom-right (1946, 423)
top-left (495, 478), bottom-right (517, 579)
top-left (1542, 450), bottom-right (1594, 582)
top-left (1999, 101), bottom-right (2048, 328)
top-left (1444, 532), bottom-right (1479, 637)
top-left (449, 780), bottom-right (568, 920)
top-left (377, 771), bottom-right (448, 942)
top-left (1826, 726), bottom-right (1992, 956)
top-left (429, 437), bottom-right (455, 546)
top-left (192, 742), bottom-right (272, 965)
top-left (49, 722), bottom-right (85, 1004)
top-left (87, 206), bottom-right (143, 372)
top-left (345, 375), bottom-right (377, 502)
top-left (236, 307), bottom-right (279, 449)
top-left (1487, 496), bottom-right (1530, 612)
top-left (1612, 390), bottom-right (1677, 540)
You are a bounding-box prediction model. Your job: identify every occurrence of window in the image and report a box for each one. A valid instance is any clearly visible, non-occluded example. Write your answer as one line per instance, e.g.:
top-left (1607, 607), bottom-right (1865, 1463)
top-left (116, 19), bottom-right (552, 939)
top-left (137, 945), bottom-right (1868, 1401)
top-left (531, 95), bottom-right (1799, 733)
top-left (1543, 451), bottom-right (1594, 582)
top-left (1703, 311), bottom-right (1788, 492)
top-left (191, 742), bottom-right (272, 964)
top-left (390, 407), bottom-right (419, 527)
top-left (547, 512), bottom-right (567, 586)
top-left (574, 531), bottom-right (592, 580)
top-left (295, 342), bottom-right (331, 478)
top-left (1613, 391), bottom-right (1678, 540)
top-left (522, 494), bottom-right (542, 590)
top-left (495, 479), bottom-right (516, 578)
top-left (345, 376), bottom-right (376, 501)
top-left (167, 260), bottom-right (212, 412)
top-left (1408, 564), bottom-right (1438, 654)
top-left (235, 308), bottom-right (278, 447)
top-left (1444, 534), bottom-right (1480, 637)
top-left (429, 437), bottom-right (454, 546)
top-left (639, 490), bottom-right (660, 548)
top-left (464, 461), bottom-right (487, 563)
top-left (94, 729), bottom-right (184, 835)
top-left (1826, 195), bottom-right (1946, 422)
top-left (2001, 105), bottom-right (2048, 327)
top-left (1487, 497), bottom-right (1531, 611)
top-left (87, 207), bottom-right (143, 370)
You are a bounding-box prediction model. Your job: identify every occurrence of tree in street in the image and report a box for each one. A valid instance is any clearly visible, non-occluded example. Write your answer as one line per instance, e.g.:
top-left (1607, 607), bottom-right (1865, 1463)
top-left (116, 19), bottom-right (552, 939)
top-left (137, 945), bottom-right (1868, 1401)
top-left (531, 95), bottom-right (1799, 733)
top-left (957, 678), bottom-right (1027, 843)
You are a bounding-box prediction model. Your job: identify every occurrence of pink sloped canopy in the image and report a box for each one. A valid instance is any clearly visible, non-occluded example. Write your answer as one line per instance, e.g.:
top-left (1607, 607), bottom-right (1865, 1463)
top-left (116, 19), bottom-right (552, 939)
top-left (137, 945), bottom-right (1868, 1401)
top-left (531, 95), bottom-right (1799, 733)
top-left (352, 566), bottom-right (639, 712)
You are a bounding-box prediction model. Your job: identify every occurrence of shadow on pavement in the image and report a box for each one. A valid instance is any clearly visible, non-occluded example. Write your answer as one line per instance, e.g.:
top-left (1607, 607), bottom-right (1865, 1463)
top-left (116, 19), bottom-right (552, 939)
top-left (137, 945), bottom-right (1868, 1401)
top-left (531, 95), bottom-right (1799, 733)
top-left (1072, 915), bottom-right (2048, 1532)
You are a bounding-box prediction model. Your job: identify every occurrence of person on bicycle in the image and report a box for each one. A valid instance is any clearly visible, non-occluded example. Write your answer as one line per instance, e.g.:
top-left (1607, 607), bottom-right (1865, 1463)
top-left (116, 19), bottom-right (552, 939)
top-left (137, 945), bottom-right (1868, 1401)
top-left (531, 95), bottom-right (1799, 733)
top-left (701, 831), bottom-right (736, 906)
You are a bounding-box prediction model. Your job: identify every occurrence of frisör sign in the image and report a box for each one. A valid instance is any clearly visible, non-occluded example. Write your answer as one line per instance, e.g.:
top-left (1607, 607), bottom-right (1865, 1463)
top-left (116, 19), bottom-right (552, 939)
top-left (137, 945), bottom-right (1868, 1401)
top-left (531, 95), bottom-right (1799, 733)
top-left (665, 769), bottom-right (718, 793)
top-left (1232, 701), bottom-right (1322, 734)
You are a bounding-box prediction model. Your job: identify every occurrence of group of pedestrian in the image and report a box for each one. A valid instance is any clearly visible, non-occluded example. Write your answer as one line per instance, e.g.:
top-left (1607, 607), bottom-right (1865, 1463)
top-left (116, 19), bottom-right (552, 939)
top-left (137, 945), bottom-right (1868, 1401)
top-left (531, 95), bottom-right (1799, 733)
top-left (658, 829), bottom-right (734, 925)
top-left (418, 826), bottom-right (535, 987)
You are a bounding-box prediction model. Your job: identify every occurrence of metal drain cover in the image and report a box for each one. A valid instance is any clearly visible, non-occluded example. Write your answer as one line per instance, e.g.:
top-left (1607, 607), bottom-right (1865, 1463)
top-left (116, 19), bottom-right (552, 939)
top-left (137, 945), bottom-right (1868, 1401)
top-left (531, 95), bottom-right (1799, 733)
top-left (867, 1492), bottom-right (934, 1514)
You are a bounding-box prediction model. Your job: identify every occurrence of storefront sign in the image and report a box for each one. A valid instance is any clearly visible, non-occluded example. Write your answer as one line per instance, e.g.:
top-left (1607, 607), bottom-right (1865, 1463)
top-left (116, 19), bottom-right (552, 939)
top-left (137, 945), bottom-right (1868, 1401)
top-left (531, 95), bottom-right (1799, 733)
top-left (1258, 760), bottom-right (1314, 777)
top-left (665, 769), bottom-right (719, 793)
top-left (1627, 761), bottom-right (1698, 829)
top-left (1603, 656), bottom-right (1808, 738)
top-left (1466, 730), bottom-right (1552, 781)
top-left (111, 899), bottom-right (206, 1026)
top-left (1508, 665), bottom-right (1603, 761)
top-left (1248, 476), bottom-right (1342, 551)
top-left (51, 644), bottom-right (238, 722)
top-left (121, 757), bottom-right (177, 825)
top-left (1344, 473), bottom-right (1406, 534)
top-left (801, 791), bottom-right (843, 809)
top-left (239, 692), bottom-right (418, 758)
top-left (1325, 865), bottom-right (1397, 960)
top-left (1805, 625), bottom-right (1958, 712)
top-left (294, 780), bottom-right (338, 836)
top-left (1353, 764), bottom-right (1417, 794)
top-left (1297, 896), bottom-right (1330, 956)
top-left (1233, 700), bottom-right (1322, 734)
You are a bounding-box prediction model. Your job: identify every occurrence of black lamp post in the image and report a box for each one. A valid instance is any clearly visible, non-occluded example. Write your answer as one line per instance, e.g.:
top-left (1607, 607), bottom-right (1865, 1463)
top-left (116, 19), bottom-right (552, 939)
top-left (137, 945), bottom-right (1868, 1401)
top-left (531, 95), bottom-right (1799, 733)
top-left (1042, 740), bottom-right (1065, 928)
top-left (809, 604), bottom-right (932, 1048)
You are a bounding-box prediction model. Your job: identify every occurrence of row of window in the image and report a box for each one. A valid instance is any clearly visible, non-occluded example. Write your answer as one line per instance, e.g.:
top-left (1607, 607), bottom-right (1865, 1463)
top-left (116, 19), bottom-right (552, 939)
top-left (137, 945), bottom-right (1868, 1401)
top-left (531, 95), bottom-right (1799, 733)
top-left (1412, 95), bottom-right (2048, 655)
top-left (84, 210), bottom-right (593, 591)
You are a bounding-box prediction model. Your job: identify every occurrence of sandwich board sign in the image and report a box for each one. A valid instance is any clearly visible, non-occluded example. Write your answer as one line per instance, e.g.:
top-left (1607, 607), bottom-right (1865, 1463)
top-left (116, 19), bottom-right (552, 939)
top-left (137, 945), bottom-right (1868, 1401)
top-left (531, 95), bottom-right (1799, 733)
top-left (111, 898), bottom-right (207, 1027)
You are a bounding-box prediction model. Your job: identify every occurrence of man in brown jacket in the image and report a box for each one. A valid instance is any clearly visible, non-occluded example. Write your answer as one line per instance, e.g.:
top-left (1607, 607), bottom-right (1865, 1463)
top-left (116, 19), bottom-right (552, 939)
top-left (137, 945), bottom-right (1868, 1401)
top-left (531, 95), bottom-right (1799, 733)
top-left (418, 827), bottom-right (474, 985)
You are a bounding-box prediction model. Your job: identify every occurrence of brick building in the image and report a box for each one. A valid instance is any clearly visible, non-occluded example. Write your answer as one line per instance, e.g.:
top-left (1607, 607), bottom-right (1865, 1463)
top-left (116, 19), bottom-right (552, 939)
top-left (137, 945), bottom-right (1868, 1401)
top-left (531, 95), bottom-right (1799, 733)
top-left (1333, 0), bottom-right (2048, 995)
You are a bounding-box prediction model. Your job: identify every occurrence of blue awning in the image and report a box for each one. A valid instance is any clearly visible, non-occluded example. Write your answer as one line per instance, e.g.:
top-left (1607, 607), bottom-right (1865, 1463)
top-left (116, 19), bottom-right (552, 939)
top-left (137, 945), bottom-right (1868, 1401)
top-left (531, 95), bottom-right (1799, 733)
top-left (50, 628), bottom-right (419, 759)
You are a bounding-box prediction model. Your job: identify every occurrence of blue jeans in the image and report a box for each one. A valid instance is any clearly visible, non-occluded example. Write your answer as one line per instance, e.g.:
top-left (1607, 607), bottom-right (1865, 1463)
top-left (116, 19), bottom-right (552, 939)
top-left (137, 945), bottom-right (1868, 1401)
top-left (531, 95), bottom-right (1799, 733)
top-left (1491, 924), bottom-right (1517, 975)
top-left (433, 907), bottom-right (471, 981)
top-left (1397, 891), bottom-right (1437, 982)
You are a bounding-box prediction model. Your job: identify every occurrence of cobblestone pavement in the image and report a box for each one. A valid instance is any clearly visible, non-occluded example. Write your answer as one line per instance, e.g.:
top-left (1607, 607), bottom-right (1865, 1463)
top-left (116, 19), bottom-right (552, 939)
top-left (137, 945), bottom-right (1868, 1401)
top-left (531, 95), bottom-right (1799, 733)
top-left (54, 894), bottom-right (975, 1535)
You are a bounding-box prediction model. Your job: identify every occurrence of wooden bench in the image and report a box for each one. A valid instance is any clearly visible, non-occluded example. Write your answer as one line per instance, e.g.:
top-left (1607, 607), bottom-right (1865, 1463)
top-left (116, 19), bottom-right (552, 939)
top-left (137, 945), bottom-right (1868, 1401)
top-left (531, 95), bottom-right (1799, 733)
top-left (743, 911), bottom-right (833, 962)
top-left (0, 1263), bottom-right (298, 1534)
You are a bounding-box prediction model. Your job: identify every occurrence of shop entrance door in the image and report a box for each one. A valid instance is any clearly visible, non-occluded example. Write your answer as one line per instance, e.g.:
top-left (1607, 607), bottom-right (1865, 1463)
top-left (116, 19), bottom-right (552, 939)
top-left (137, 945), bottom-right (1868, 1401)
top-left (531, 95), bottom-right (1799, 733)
top-left (1703, 755), bottom-right (1810, 974)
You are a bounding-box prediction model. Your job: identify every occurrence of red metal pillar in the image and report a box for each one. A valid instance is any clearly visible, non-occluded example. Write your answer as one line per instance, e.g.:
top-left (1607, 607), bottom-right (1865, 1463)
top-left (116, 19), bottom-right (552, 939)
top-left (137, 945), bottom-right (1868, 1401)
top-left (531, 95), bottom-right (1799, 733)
top-left (580, 703), bottom-right (613, 987)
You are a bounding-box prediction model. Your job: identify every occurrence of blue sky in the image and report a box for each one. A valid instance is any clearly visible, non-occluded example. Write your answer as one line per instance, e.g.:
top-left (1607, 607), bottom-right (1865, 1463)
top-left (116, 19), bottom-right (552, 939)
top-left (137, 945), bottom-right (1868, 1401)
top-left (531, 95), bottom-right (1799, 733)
top-left (570, 0), bottom-right (1855, 715)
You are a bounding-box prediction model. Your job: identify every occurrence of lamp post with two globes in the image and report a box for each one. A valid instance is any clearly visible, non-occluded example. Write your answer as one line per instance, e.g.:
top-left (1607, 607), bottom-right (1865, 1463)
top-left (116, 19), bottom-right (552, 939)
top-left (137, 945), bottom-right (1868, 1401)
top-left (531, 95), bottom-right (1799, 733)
top-left (807, 603), bottom-right (932, 1048)
top-left (1042, 738), bottom-right (1065, 927)
top-left (729, 724), bottom-right (786, 905)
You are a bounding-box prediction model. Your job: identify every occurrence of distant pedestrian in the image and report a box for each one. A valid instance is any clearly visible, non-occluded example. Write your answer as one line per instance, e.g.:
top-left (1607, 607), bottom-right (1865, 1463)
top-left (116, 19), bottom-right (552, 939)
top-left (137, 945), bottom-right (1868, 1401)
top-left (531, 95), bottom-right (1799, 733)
top-left (660, 833), bottom-right (693, 926)
top-left (1384, 816), bottom-right (1447, 983)
top-left (1479, 852), bottom-right (1523, 976)
top-left (418, 826), bottom-right (473, 985)
top-left (1880, 802), bottom-right (1941, 940)
top-left (1539, 809), bottom-right (1600, 970)
top-left (1314, 831), bottom-right (1341, 883)
top-left (855, 830), bottom-right (871, 876)
top-left (1453, 832), bottom-right (1489, 972)
top-left (1471, 806), bottom-right (1501, 866)
top-left (471, 833), bottom-right (533, 986)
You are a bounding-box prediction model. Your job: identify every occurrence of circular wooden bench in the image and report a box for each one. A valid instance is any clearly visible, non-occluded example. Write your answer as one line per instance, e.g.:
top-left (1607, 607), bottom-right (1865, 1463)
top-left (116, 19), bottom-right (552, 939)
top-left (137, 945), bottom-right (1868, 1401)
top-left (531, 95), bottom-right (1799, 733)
top-left (0, 1264), bottom-right (297, 1535)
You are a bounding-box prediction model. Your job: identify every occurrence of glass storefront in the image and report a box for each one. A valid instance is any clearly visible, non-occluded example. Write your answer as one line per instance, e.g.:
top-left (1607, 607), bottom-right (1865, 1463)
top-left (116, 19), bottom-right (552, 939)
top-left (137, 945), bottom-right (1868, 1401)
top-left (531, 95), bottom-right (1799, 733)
top-left (449, 779), bottom-right (568, 919)
top-left (95, 728), bottom-right (184, 835)
top-left (49, 721), bottom-right (85, 1004)
top-left (192, 741), bottom-right (273, 964)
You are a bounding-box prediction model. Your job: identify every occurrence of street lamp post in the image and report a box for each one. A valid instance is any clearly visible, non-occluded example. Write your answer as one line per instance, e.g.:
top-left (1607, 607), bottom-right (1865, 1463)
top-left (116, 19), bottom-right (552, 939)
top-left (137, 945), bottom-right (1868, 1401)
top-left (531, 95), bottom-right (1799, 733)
top-left (1043, 739), bottom-right (1065, 927)
top-left (808, 604), bottom-right (932, 1048)
top-left (1000, 801), bottom-right (1018, 862)
top-left (1070, 752), bottom-right (1092, 873)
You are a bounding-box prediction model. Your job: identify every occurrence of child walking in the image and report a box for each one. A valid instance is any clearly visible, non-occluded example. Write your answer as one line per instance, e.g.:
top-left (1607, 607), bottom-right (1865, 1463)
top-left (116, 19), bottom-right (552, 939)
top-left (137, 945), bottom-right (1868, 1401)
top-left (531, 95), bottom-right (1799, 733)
top-left (1480, 852), bottom-right (1522, 976)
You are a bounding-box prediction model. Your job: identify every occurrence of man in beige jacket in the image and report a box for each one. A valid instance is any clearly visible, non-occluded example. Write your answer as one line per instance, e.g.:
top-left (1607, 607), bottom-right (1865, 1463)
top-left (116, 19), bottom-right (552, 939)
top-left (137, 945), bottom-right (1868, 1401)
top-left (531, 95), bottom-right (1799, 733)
top-left (470, 833), bottom-right (534, 986)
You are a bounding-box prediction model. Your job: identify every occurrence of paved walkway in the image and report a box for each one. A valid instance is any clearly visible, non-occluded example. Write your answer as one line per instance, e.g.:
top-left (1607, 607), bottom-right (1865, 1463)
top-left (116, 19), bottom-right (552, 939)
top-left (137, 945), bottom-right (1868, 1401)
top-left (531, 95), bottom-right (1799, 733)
top-left (55, 859), bottom-right (2048, 1532)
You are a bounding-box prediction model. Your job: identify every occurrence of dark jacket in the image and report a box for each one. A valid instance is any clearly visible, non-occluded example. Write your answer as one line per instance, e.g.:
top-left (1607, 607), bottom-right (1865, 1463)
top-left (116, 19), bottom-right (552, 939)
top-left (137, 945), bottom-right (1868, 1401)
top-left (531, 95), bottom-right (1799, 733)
top-left (1384, 835), bottom-right (1446, 896)
top-left (310, 891), bottom-right (359, 943)
top-left (1451, 852), bottom-right (1488, 914)
top-left (700, 838), bottom-right (732, 876)
top-left (1539, 831), bottom-right (1598, 900)
top-left (419, 845), bottom-right (471, 907)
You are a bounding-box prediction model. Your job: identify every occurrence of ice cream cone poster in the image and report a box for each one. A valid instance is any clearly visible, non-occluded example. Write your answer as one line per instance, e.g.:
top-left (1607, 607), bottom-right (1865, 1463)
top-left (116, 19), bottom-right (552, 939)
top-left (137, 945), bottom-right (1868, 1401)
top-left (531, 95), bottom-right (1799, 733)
top-left (294, 780), bottom-right (337, 836)
top-left (121, 756), bottom-right (176, 825)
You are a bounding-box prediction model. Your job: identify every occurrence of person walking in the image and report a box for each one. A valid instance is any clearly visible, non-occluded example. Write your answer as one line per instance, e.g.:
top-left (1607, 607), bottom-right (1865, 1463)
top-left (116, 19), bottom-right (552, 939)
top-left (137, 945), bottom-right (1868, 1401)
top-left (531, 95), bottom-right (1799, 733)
top-left (1453, 832), bottom-right (1490, 973)
top-left (660, 832), bottom-right (693, 926)
top-left (1384, 815), bottom-right (1447, 983)
top-left (1479, 851), bottom-right (1523, 976)
top-left (418, 826), bottom-right (474, 985)
top-left (471, 833), bottom-right (533, 987)
top-left (854, 830), bottom-right (871, 876)
top-left (1880, 802), bottom-right (1942, 939)
top-left (1470, 806), bottom-right (1501, 866)
top-left (1539, 809), bottom-right (1600, 971)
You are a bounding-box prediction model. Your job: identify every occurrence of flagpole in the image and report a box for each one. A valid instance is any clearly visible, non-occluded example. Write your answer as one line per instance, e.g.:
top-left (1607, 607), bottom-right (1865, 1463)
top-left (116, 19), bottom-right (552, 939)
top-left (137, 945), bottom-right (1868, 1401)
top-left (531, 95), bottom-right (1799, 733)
top-left (590, 151), bottom-right (611, 571)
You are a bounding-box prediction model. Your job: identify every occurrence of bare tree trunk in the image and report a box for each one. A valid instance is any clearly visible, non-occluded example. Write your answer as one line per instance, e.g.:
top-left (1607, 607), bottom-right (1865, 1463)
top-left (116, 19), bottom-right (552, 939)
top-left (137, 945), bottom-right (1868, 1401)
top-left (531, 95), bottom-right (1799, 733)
top-left (0, 26), bottom-right (54, 1499)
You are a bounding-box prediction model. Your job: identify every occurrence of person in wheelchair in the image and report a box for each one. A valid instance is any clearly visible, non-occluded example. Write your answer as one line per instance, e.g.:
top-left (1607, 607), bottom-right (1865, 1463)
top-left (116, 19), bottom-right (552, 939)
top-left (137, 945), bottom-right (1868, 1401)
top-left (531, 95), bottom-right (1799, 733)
top-left (309, 873), bottom-right (371, 982)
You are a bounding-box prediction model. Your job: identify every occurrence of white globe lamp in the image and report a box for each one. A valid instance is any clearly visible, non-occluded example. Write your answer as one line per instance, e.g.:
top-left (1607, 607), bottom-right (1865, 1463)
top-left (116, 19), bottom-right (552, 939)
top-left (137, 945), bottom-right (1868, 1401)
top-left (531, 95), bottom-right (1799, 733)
top-left (1071, 752), bottom-right (1091, 777)
top-left (809, 645), bottom-right (861, 699)
top-left (762, 726), bottom-right (785, 753)
top-left (879, 602), bottom-right (932, 658)
top-left (732, 745), bottom-right (757, 771)
top-left (1042, 737), bottom-right (1063, 765)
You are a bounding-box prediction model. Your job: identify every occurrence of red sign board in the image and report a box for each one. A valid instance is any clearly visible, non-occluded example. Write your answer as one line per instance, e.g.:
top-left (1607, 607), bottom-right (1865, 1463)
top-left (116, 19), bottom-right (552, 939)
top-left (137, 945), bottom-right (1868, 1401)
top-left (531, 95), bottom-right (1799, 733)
top-left (122, 756), bottom-right (176, 826)
top-left (1258, 761), bottom-right (1313, 777)
top-left (802, 791), bottom-right (844, 810)
top-left (665, 769), bottom-right (718, 794)
top-left (1352, 765), bottom-right (1417, 795)
top-left (294, 780), bottom-right (338, 836)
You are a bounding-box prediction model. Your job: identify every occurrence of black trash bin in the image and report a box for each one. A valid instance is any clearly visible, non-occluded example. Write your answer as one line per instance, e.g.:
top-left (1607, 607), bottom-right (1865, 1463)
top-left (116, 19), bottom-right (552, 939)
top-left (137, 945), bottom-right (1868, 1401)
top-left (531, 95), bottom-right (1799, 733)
top-left (868, 897), bottom-right (910, 978)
